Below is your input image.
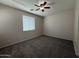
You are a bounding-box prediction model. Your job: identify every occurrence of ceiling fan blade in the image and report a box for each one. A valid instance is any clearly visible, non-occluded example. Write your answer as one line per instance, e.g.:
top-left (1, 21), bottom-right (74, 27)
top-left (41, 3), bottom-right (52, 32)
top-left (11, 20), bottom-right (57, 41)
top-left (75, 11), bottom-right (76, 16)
top-left (43, 2), bottom-right (47, 6)
top-left (35, 8), bottom-right (40, 11)
top-left (42, 9), bottom-right (44, 12)
top-left (44, 7), bottom-right (51, 9)
top-left (34, 4), bottom-right (40, 7)
top-left (40, 2), bottom-right (47, 7)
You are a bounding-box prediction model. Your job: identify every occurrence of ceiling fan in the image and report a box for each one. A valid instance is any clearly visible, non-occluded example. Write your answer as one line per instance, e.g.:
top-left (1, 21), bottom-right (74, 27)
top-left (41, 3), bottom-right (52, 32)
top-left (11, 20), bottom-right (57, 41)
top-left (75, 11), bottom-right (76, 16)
top-left (31, 1), bottom-right (55, 12)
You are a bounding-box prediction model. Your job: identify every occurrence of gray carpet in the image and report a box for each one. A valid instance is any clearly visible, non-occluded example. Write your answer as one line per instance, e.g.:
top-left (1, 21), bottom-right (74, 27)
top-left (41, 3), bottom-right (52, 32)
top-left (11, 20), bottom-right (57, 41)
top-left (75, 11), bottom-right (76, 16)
top-left (0, 35), bottom-right (78, 58)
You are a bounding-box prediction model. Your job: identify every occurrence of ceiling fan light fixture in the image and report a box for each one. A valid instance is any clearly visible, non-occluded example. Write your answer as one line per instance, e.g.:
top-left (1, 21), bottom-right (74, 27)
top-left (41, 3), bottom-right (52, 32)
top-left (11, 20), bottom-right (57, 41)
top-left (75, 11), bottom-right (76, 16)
top-left (40, 7), bottom-right (44, 10)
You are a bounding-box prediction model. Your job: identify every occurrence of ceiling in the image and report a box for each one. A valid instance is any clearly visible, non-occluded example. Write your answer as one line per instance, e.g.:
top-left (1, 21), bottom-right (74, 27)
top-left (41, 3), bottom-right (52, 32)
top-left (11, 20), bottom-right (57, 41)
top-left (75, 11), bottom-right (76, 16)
top-left (0, 0), bottom-right (75, 16)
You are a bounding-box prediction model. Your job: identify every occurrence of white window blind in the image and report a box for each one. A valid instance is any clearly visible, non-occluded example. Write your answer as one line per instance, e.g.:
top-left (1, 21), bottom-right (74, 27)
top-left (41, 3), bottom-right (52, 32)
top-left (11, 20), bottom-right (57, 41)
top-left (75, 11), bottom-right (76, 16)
top-left (23, 15), bottom-right (35, 31)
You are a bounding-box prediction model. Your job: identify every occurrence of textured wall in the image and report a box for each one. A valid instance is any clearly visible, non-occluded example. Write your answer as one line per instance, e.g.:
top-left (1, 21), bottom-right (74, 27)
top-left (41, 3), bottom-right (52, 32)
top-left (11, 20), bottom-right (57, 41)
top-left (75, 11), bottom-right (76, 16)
top-left (0, 4), bottom-right (43, 48)
top-left (44, 9), bottom-right (74, 40)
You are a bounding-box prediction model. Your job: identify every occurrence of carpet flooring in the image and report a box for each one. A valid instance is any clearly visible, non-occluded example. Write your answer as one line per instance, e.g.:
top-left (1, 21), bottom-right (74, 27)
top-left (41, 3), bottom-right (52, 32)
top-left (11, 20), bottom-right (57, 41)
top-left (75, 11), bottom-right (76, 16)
top-left (0, 35), bottom-right (78, 58)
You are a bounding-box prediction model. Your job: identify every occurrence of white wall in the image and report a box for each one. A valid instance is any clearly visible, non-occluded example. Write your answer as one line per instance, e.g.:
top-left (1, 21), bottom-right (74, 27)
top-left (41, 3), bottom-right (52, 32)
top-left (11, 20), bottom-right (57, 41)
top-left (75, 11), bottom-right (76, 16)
top-left (44, 10), bottom-right (74, 40)
top-left (0, 4), bottom-right (43, 48)
top-left (74, 0), bottom-right (79, 56)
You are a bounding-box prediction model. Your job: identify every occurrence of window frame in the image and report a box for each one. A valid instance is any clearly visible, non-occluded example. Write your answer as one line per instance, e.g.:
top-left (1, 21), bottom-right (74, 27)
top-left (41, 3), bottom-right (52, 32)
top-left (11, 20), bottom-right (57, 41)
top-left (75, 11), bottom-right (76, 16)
top-left (22, 15), bottom-right (35, 32)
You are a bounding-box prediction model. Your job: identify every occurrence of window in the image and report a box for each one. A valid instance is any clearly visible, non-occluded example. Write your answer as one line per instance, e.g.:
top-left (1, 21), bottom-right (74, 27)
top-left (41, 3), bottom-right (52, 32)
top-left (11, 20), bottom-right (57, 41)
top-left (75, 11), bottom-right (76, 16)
top-left (23, 15), bottom-right (35, 31)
